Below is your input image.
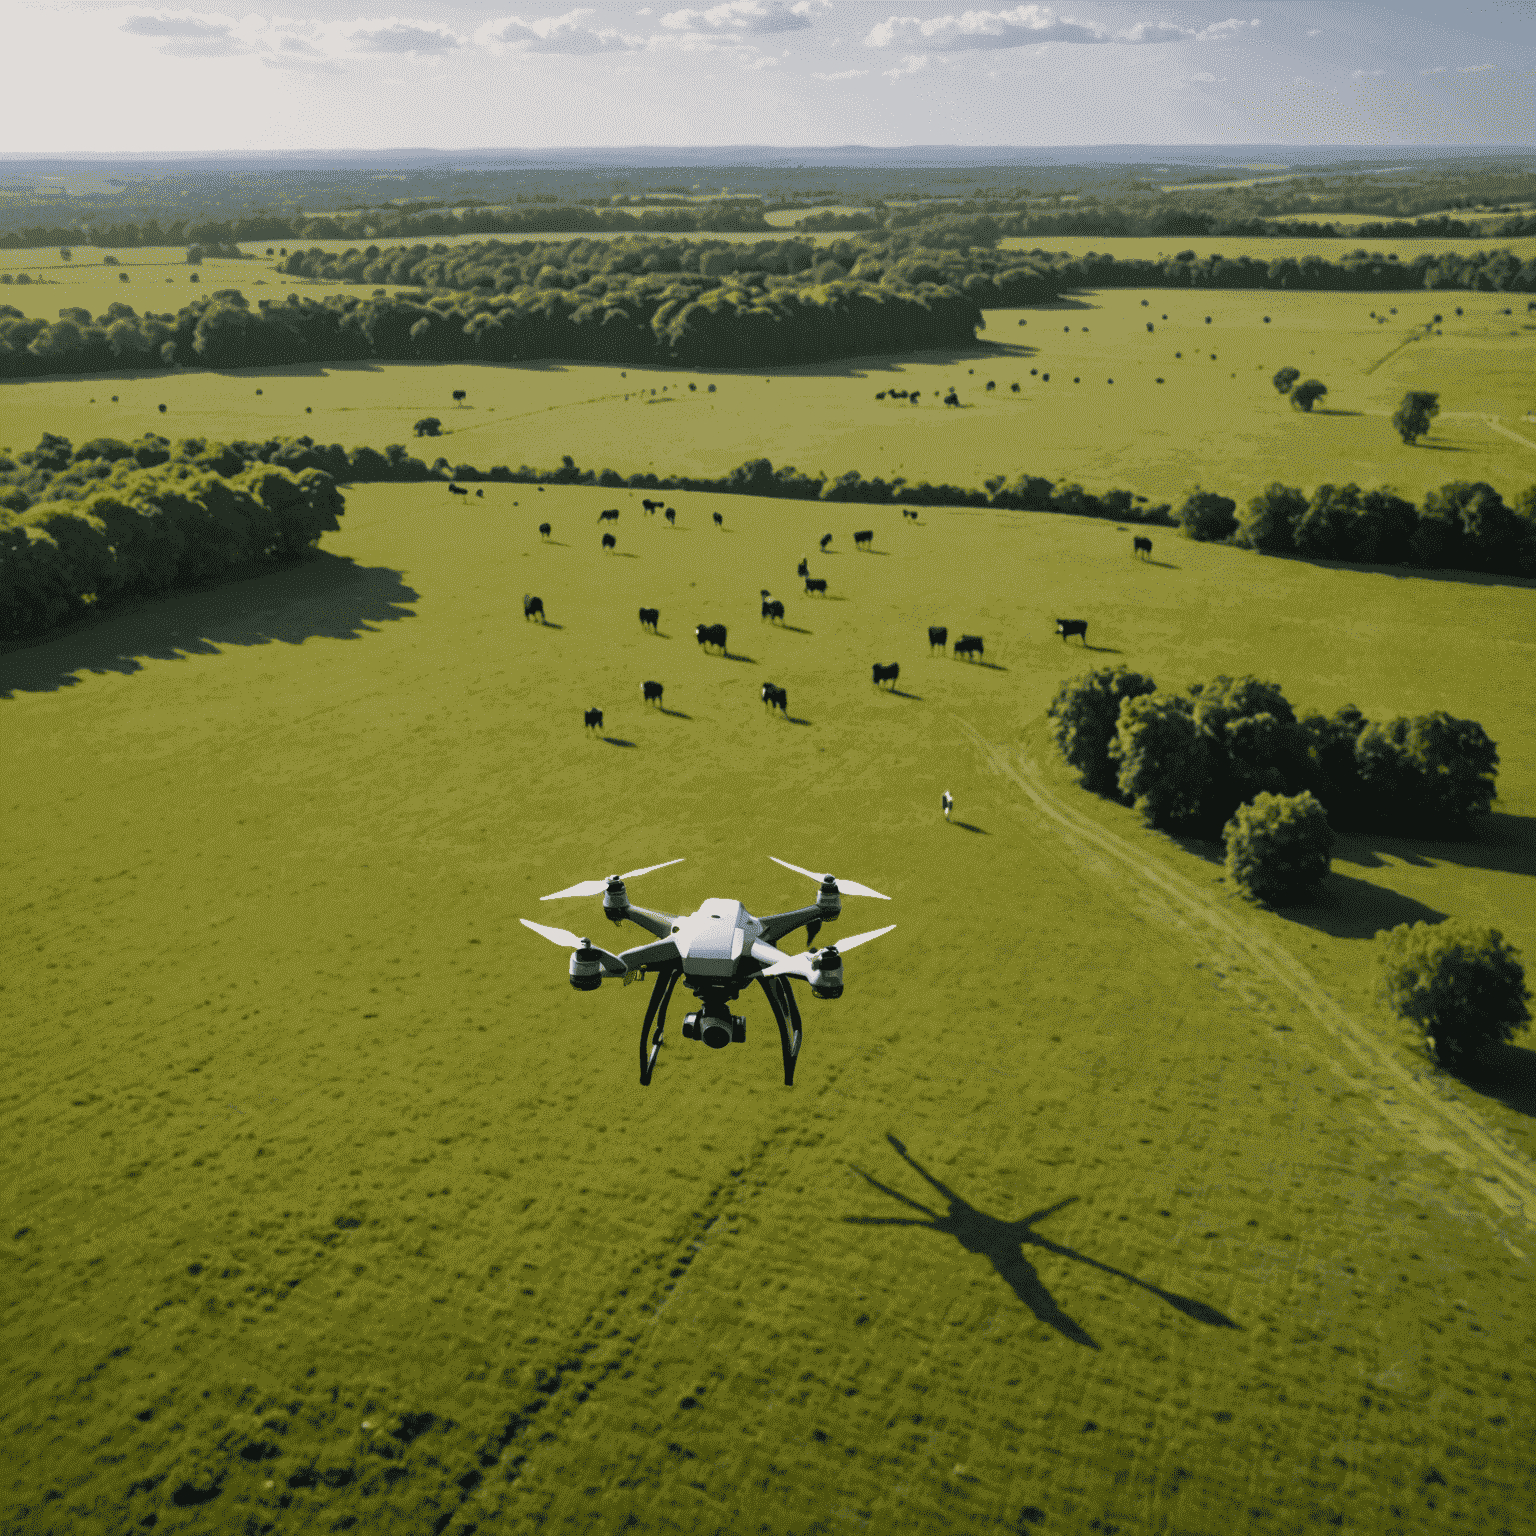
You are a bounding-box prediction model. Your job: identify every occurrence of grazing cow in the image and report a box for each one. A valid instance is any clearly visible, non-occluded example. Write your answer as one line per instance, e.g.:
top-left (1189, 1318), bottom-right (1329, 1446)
top-left (599, 508), bottom-right (619, 523)
top-left (797, 558), bottom-right (810, 578)
top-left (955, 635), bottom-right (984, 661)
top-left (476, 488), bottom-right (484, 498)
top-left (761, 681), bottom-right (787, 714)
top-left (449, 483), bottom-right (468, 496)
top-left (695, 622), bottom-right (727, 653)
top-left (523, 594), bottom-right (545, 622)
top-left (928, 626), bottom-right (947, 652)
top-left (819, 533), bottom-right (833, 552)
top-left (602, 533), bottom-right (617, 552)
top-left (584, 708), bottom-right (603, 732)
top-left (943, 390), bottom-right (960, 408)
top-left (942, 790), bottom-right (953, 821)
top-left (762, 598), bottom-right (785, 623)
top-left (713, 511), bottom-right (723, 529)
top-left (871, 662), bottom-right (900, 689)
top-left (665, 508), bottom-right (676, 526)
top-left (642, 680), bottom-right (664, 706)
top-left (876, 392), bottom-right (887, 401)
top-left (538, 522), bottom-right (551, 540)
top-left (903, 509), bottom-right (919, 521)
top-left (985, 380), bottom-right (996, 392)
top-left (639, 606), bottom-right (659, 631)
top-left (805, 578), bottom-right (828, 596)
top-left (854, 530), bottom-right (874, 550)
top-left (642, 498), bottom-right (662, 514)
top-left (1010, 382), bottom-right (1020, 393)
top-left (1133, 535), bottom-right (1153, 559)
top-left (1056, 618), bottom-right (1088, 644)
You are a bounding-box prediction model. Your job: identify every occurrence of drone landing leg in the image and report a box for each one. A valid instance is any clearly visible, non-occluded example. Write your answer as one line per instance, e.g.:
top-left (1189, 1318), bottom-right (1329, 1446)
top-left (757, 975), bottom-right (802, 1087)
top-left (639, 968), bottom-right (680, 1087)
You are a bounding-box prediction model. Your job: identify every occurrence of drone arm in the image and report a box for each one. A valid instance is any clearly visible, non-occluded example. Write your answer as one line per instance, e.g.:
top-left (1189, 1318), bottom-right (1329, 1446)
top-left (617, 937), bottom-right (682, 973)
top-left (756, 905), bottom-right (834, 946)
top-left (609, 904), bottom-right (677, 941)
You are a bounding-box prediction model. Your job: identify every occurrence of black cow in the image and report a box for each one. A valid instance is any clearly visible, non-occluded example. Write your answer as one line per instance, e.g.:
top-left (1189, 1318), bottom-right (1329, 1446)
top-left (599, 508), bottom-right (619, 522)
top-left (1011, 382), bottom-right (1020, 393)
top-left (903, 509), bottom-right (918, 521)
top-left (1056, 618), bottom-right (1088, 644)
top-left (602, 532), bottom-right (617, 552)
top-left (985, 380), bottom-right (995, 392)
top-left (642, 680), bottom-right (664, 706)
top-left (943, 390), bottom-right (960, 408)
top-left (762, 598), bottom-right (785, 623)
top-left (639, 607), bottom-right (659, 630)
top-left (665, 508), bottom-right (676, 526)
top-left (876, 392), bottom-right (886, 401)
top-left (854, 530), bottom-right (874, 550)
top-left (523, 594), bottom-right (545, 622)
top-left (449, 483), bottom-right (468, 496)
top-left (819, 533), bottom-right (832, 552)
top-left (642, 498), bottom-right (662, 514)
top-left (805, 578), bottom-right (827, 596)
top-left (872, 662), bottom-right (900, 688)
top-left (928, 626), bottom-right (947, 652)
top-left (696, 622), bottom-right (727, 652)
top-left (538, 522), bottom-right (551, 540)
top-left (955, 634), bottom-right (984, 661)
top-left (910, 392), bottom-right (921, 404)
top-left (713, 511), bottom-right (723, 529)
top-left (797, 558), bottom-right (809, 578)
top-left (761, 681), bottom-right (787, 713)
top-left (1133, 535), bottom-right (1153, 559)
top-left (476, 488), bottom-right (484, 498)
top-left (584, 708), bottom-right (603, 732)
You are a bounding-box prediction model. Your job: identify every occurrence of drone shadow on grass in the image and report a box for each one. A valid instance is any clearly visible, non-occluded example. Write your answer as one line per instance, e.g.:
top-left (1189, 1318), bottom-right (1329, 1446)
top-left (0, 552), bottom-right (417, 698)
top-left (844, 1135), bottom-right (1240, 1350)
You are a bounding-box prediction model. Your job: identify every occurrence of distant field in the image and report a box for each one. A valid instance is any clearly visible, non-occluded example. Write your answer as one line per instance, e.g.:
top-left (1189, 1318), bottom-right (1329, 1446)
top-left (4, 483), bottom-right (1533, 1535)
top-left (5, 288), bottom-right (1532, 510)
top-left (997, 232), bottom-right (1536, 263)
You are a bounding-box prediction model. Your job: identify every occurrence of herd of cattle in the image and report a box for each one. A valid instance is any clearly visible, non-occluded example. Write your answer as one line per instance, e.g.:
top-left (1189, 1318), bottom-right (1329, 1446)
top-left (510, 495), bottom-right (1140, 732)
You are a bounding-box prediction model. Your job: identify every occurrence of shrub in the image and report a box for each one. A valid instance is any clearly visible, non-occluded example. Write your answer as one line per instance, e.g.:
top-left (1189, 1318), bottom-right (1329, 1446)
top-left (1271, 366), bottom-right (1300, 396)
top-left (1377, 921), bottom-right (1529, 1070)
top-left (1178, 489), bottom-right (1237, 542)
top-left (1355, 712), bottom-right (1499, 831)
top-left (1223, 791), bottom-right (1333, 905)
top-left (1109, 692), bottom-right (1211, 827)
top-left (1299, 705), bottom-right (1368, 827)
top-left (1290, 379), bottom-right (1327, 412)
top-left (1188, 674), bottom-right (1306, 824)
top-left (1350, 487), bottom-right (1418, 565)
top-left (413, 417), bottom-right (442, 438)
top-left (1392, 390), bottom-right (1439, 445)
top-left (1292, 482), bottom-right (1361, 559)
top-left (1421, 481), bottom-right (1521, 573)
top-left (1047, 667), bottom-right (1158, 793)
top-left (1234, 483), bottom-right (1305, 553)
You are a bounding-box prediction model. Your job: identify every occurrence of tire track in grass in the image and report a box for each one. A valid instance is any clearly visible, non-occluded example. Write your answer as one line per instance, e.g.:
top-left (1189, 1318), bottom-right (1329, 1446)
top-left (955, 717), bottom-right (1536, 1249)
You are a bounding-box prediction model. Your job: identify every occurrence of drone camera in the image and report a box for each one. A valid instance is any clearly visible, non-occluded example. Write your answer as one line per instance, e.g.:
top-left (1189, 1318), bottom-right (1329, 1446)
top-left (682, 1011), bottom-right (746, 1048)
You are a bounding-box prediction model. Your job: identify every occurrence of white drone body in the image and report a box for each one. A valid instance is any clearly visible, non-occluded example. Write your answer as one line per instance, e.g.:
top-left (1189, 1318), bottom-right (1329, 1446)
top-left (521, 858), bottom-right (896, 1086)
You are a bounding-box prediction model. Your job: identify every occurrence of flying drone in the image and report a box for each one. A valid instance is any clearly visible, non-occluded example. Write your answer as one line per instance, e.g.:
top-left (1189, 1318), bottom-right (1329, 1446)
top-left (521, 858), bottom-right (896, 1086)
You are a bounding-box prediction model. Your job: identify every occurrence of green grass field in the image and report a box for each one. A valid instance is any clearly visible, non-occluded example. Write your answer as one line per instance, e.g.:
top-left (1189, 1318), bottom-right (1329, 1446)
top-left (5, 287), bottom-right (1533, 513)
top-left (4, 481), bottom-right (1534, 1535)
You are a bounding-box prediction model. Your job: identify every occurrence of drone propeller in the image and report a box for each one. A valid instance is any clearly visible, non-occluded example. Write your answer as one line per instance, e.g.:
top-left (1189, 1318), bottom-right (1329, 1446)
top-left (519, 919), bottom-right (625, 970)
top-left (768, 856), bottom-right (889, 901)
top-left (540, 858), bottom-right (684, 902)
top-left (759, 924), bottom-right (897, 979)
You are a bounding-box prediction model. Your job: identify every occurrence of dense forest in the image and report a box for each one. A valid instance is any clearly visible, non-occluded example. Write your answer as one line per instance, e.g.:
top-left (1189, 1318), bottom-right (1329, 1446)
top-left (3, 231), bottom-right (1532, 380)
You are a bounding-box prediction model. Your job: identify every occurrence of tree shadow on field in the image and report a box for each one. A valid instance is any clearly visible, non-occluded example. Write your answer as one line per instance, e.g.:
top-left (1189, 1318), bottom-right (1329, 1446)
top-left (0, 552), bottom-right (417, 698)
top-left (1279, 873), bottom-right (1448, 942)
top-left (1336, 817), bottom-right (1535, 880)
top-left (1455, 1042), bottom-right (1536, 1121)
top-left (1312, 408), bottom-right (1363, 417)
top-left (844, 1135), bottom-right (1240, 1350)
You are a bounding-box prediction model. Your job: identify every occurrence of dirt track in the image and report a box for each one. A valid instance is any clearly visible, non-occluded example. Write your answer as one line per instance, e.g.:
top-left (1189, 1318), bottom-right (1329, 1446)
top-left (956, 717), bottom-right (1536, 1253)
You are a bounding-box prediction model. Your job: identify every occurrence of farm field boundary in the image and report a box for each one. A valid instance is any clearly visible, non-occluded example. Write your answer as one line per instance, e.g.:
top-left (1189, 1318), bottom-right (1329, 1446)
top-left (955, 716), bottom-right (1536, 1249)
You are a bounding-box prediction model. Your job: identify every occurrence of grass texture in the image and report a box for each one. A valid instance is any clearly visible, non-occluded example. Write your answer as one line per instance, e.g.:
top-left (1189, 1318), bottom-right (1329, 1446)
top-left (3, 482), bottom-right (1534, 1535)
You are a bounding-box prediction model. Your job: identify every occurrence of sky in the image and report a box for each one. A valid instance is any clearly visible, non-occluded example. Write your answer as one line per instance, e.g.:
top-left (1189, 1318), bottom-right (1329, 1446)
top-left (3, 0), bottom-right (1532, 152)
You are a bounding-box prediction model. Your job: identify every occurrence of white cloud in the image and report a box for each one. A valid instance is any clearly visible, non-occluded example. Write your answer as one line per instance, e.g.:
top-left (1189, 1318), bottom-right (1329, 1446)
top-left (883, 51), bottom-right (928, 76)
top-left (477, 10), bottom-right (646, 52)
top-left (743, 53), bottom-right (780, 65)
top-left (661, 0), bottom-right (822, 34)
top-left (123, 9), bottom-right (478, 61)
top-left (1457, 62), bottom-right (1494, 72)
top-left (1306, 27), bottom-right (1321, 37)
top-left (1352, 68), bottom-right (1383, 78)
top-left (863, 7), bottom-right (1257, 54)
top-left (814, 67), bottom-right (868, 78)
top-left (342, 20), bottom-right (465, 54)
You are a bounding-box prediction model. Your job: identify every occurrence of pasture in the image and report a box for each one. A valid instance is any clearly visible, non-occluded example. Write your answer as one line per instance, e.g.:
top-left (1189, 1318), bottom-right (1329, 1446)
top-left (3, 482), bottom-right (1534, 1535)
top-left (4, 287), bottom-right (1533, 511)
